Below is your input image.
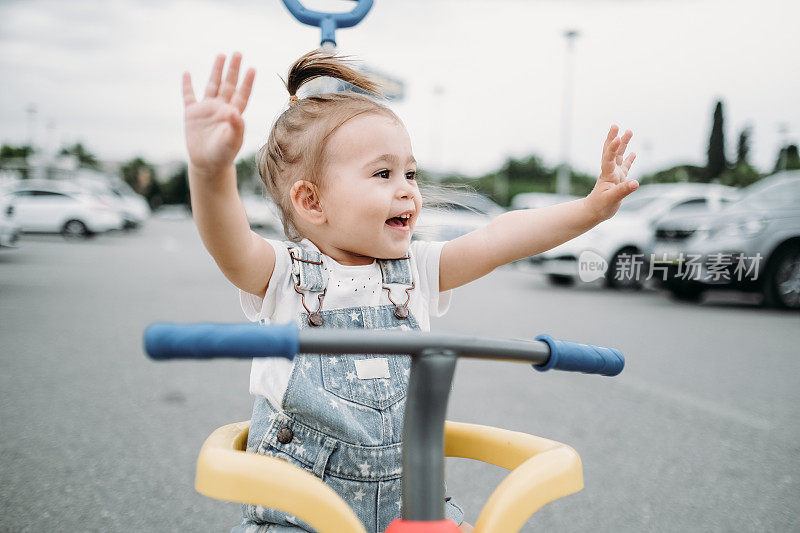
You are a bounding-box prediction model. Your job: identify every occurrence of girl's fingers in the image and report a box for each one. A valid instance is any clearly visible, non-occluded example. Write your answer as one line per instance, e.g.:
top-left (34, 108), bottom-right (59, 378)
top-left (604, 137), bottom-right (621, 163)
top-left (182, 72), bottom-right (196, 107)
top-left (616, 130), bottom-right (633, 165)
top-left (219, 52), bottom-right (242, 103)
top-left (604, 125), bottom-right (619, 151)
top-left (203, 54), bottom-right (226, 99)
top-left (622, 152), bottom-right (637, 173)
top-left (620, 179), bottom-right (639, 198)
top-left (231, 68), bottom-right (256, 114)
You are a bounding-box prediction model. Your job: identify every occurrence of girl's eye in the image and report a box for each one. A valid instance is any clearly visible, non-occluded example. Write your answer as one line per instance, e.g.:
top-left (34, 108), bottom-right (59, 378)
top-left (373, 169), bottom-right (417, 180)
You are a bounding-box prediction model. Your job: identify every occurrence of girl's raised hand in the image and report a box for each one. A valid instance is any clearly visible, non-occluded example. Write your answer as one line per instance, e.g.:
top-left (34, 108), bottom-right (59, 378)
top-left (182, 52), bottom-right (255, 174)
top-left (585, 125), bottom-right (639, 221)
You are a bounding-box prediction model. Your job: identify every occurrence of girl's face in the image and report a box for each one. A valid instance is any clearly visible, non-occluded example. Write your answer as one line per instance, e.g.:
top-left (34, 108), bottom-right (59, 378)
top-left (317, 113), bottom-right (421, 265)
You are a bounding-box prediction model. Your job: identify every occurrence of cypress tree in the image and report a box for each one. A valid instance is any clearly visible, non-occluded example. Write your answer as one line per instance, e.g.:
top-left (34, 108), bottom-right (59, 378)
top-left (736, 125), bottom-right (751, 165)
top-left (707, 100), bottom-right (728, 180)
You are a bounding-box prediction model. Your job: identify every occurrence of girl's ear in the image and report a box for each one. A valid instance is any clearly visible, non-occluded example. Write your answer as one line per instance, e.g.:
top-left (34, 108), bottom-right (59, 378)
top-left (289, 180), bottom-right (326, 225)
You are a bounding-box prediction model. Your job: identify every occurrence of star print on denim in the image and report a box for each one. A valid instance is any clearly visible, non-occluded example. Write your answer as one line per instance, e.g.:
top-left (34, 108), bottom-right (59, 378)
top-left (233, 243), bottom-right (469, 532)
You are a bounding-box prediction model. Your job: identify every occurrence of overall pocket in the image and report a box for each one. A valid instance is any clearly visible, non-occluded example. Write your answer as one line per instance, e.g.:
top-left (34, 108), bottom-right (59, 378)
top-left (300, 306), bottom-right (416, 410)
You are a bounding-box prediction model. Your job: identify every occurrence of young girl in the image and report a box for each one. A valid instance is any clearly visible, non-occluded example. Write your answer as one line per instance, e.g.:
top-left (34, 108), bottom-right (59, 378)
top-left (182, 49), bottom-right (637, 533)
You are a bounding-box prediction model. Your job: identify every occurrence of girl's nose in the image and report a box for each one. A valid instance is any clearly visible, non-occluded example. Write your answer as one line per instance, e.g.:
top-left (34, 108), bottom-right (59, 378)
top-left (395, 181), bottom-right (414, 199)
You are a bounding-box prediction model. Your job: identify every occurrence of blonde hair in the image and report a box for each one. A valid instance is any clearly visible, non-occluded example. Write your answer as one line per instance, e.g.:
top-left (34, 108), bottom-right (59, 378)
top-left (257, 49), bottom-right (398, 241)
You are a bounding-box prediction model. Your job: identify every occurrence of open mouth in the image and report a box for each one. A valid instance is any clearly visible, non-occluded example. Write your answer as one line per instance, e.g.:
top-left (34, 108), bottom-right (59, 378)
top-left (385, 214), bottom-right (411, 229)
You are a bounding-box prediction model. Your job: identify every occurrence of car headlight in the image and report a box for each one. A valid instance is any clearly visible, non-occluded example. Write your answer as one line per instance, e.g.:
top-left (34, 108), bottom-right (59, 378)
top-left (707, 217), bottom-right (768, 239)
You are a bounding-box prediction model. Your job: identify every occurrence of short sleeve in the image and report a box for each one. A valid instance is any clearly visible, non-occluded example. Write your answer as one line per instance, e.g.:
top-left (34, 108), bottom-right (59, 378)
top-left (238, 238), bottom-right (290, 322)
top-left (410, 240), bottom-right (452, 318)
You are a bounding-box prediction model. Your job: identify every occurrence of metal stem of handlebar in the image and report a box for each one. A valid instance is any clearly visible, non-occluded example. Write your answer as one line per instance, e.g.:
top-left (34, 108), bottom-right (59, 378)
top-left (298, 330), bottom-right (552, 365)
top-left (402, 350), bottom-right (458, 521)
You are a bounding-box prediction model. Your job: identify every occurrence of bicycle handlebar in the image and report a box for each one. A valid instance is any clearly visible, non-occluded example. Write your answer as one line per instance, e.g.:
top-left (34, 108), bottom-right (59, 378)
top-left (533, 334), bottom-right (624, 377)
top-left (281, 0), bottom-right (374, 46)
top-left (144, 323), bottom-right (624, 377)
top-left (145, 323), bottom-right (299, 361)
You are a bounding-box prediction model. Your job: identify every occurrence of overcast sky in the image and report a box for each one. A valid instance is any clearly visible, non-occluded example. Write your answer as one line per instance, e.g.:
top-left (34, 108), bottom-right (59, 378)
top-left (1, 0), bottom-right (798, 179)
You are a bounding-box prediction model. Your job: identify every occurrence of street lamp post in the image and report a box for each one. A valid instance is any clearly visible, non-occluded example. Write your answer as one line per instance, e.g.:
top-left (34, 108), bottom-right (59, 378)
top-left (556, 29), bottom-right (580, 196)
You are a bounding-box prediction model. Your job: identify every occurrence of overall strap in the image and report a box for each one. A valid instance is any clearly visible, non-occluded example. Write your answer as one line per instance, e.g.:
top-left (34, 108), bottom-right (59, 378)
top-left (377, 252), bottom-right (415, 319)
top-left (288, 245), bottom-right (327, 292)
top-left (377, 253), bottom-right (413, 285)
top-left (288, 244), bottom-right (327, 327)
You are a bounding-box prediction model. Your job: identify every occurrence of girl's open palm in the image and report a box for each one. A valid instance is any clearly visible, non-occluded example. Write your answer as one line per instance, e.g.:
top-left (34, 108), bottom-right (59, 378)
top-left (586, 125), bottom-right (639, 221)
top-left (182, 52), bottom-right (255, 173)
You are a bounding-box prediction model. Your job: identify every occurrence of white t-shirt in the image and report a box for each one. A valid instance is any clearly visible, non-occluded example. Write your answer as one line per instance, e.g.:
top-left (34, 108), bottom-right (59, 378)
top-left (239, 238), bottom-right (452, 409)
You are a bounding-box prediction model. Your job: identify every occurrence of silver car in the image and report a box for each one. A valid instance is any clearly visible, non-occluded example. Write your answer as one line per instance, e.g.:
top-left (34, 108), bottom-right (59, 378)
top-left (413, 190), bottom-right (505, 242)
top-left (650, 171), bottom-right (800, 309)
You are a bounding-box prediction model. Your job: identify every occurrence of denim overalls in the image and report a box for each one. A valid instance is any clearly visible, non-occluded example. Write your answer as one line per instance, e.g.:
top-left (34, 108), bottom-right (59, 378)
top-left (232, 243), bottom-right (464, 533)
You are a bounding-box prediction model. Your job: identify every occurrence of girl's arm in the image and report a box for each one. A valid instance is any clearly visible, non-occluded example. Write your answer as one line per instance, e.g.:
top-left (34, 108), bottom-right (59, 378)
top-left (439, 126), bottom-right (638, 292)
top-left (183, 52), bottom-right (275, 298)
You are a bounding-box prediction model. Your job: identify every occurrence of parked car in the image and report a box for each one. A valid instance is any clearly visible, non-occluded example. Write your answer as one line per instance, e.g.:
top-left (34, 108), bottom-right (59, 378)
top-left (650, 171), bottom-right (800, 308)
top-left (511, 192), bottom-right (580, 210)
top-left (241, 193), bottom-right (282, 230)
top-left (1, 182), bottom-right (123, 239)
top-left (0, 196), bottom-right (21, 248)
top-left (71, 172), bottom-right (151, 230)
top-left (529, 183), bottom-right (740, 289)
top-left (413, 191), bottom-right (505, 242)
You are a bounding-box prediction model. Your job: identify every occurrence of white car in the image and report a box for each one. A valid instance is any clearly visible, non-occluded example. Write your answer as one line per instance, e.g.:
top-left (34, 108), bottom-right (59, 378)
top-left (2, 183), bottom-right (123, 239)
top-left (241, 193), bottom-right (282, 230)
top-left (511, 192), bottom-right (581, 210)
top-left (530, 183), bottom-right (740, 289)
top-left (71, 174), bottom-right (151, 230)
top-left (413, 191), bottom-right (505, 242)
top-left (0, 196), bottom-right (21, 248)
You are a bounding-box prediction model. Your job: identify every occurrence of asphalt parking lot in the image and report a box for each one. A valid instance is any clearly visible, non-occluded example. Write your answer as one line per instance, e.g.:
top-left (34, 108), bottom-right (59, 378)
top-left (1, 217), bottom-right (798, 532)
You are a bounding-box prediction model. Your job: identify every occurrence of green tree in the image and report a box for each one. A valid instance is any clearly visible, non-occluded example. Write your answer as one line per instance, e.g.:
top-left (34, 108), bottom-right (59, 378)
top-left (0, 144), bottom-right (34, 179)
top-left (58, 142), bottom-right (100, 170)
top-left (736, 125), bottom-right (751, 165)
top-left (162, 164), bottom-right (190, 206)
top-left (640, 164), bottom-right (707, 184)
top-left (773, 144), bottom-right (800, 173)
top-left (706, 100), bottom-right (728, 181)
top-left (235, 152), bottom-right (259, 193)
top-left (435, 154), bottom-right (595, 207)
top-left (120, 157), bottom-right (162, 209)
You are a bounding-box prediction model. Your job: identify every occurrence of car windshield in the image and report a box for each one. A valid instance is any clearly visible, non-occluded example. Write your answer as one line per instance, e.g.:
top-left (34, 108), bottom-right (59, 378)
top-left (618, 196), bottom-right (659, 213)
top-left (733, 179), bottom-right (800, 209)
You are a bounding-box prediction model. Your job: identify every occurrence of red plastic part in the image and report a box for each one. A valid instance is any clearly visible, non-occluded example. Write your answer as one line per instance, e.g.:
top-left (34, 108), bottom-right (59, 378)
top-left (384, 518), bottom-right (461, 533)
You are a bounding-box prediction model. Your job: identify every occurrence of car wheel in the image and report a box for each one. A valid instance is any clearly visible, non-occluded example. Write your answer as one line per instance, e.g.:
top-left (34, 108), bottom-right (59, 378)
top-left (605, 247), bottom-right (644, 291)
top-left (61, 220), bottom-right (91, 240)
top-left (668, 286), bottom-right (704, 302)
top-left (763, 242), bottom-right (800, 310)
top-left (122, 219), bottom-right (139, 231)
top-left (547, 274), bottom-right (575, 286)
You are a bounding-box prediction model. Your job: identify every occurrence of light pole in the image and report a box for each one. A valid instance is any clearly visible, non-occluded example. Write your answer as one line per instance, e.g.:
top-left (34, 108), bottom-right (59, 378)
top-left (556, 29), bottom-right (580, 195)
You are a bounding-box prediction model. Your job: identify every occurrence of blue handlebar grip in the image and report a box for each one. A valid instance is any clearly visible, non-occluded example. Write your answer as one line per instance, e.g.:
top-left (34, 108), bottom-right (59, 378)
top-left (533, 334), bottom-right (624, 376)
top-left (144, 322), bottom-right (299, 361)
